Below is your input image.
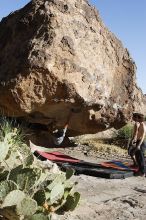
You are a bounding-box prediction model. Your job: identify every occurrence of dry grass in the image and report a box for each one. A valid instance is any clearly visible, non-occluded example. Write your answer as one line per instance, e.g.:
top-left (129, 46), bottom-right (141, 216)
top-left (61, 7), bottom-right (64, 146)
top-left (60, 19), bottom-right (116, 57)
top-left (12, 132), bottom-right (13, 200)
top-left (74, 137), bottom-right (127, 157)
top-left (90, 141), bottom-right (127, 156)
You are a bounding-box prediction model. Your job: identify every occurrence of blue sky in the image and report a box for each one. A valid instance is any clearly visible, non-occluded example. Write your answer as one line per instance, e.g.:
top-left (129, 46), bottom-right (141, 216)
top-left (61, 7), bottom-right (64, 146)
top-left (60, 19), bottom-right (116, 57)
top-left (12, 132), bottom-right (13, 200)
top-left (0, 0), bottom-right (145, 94)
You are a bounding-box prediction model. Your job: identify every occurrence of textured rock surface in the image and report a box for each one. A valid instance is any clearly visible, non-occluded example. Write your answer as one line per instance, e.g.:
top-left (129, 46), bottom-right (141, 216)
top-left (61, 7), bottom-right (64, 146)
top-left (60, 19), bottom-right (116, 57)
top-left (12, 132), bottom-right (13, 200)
top-left (60, 175), bottom-right (146, 220)
top-left (0, 0), bottom-right (145, 135)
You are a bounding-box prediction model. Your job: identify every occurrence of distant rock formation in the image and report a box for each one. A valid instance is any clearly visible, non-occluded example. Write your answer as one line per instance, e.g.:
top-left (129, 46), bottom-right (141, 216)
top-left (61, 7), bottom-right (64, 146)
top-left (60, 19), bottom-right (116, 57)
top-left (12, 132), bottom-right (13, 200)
top-left (0, 0), bottom-right (145, 135)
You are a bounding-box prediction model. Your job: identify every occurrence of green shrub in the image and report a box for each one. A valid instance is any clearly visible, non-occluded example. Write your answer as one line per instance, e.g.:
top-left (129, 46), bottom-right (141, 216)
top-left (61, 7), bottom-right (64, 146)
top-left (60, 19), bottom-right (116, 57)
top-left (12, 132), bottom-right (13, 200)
top-left (115, 124), bottom-right (133, 140)
top-left (110, 124), bottom-right (133, 149)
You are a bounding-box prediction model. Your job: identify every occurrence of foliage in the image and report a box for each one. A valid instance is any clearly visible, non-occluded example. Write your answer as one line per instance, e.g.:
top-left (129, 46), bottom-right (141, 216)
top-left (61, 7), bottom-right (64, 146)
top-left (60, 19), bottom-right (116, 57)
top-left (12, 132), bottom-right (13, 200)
top-left (109, 124), bottom-right (133, 149)
top-left (0, 118), bottom-right (80, 219)
top-left (114, 124), bottom-right (133, 140)
top-left (0, 117), bottom-right (24, 145)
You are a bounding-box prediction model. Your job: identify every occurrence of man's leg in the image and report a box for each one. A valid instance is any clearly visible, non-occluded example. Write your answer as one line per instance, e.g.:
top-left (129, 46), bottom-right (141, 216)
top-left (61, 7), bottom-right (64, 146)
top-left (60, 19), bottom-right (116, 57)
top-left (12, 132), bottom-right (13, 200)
top-left (141, 142), bottom-right (146, 174)
top-left (129, 147), bottom-right (138, 166)
top-left (135, 149), bottom-right (145, 175)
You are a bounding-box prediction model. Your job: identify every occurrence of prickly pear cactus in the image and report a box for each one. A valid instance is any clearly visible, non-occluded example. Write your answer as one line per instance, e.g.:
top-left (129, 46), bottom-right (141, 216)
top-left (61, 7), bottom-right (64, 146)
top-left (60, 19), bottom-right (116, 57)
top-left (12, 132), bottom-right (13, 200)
top-left (0, 119), bottom-right (80, 219)
top-left (9, 168), bottom-right (40, 192)
top-left (50, 182), bottom-right (64, 204)
top-left (33, 190), bottom-right (46, 206)
top-left (25, 213), bottom-right (51, 220)
top-left (16, 197), bottom-right (37, 216)
top-left (0, 141), bottom-right (10, 162)
top-left (66, 168), bottom-right (75, 180)
top-left (63, 192), bottom-right (81, 211)
top-left (0, 180), bottom-right (17, 201)
top-left (1, 190), bottom-right (25, 208)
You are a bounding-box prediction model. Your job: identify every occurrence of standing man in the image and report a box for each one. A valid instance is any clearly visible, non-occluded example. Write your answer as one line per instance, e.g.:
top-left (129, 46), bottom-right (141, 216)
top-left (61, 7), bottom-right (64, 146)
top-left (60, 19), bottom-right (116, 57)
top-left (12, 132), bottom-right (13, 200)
top-left (129, 113), bottom-right (146, 176)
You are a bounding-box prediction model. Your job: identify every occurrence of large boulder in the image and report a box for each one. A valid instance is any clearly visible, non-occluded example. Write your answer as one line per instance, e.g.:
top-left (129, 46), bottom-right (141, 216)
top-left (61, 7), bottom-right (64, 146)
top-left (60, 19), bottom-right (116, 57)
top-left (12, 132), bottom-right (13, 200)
top-left (0, 0), bottom-right (145, 135)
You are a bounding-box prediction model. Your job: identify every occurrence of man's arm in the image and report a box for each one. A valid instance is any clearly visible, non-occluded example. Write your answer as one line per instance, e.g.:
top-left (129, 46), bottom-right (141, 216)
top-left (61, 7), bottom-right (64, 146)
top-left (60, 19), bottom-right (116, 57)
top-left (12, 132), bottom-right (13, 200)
top-left (136, 123), bottom-right (145, 149)
top-left (63, 110), bottom-right (73, 129)
top-left (131, 122), bottom-right (139, 144)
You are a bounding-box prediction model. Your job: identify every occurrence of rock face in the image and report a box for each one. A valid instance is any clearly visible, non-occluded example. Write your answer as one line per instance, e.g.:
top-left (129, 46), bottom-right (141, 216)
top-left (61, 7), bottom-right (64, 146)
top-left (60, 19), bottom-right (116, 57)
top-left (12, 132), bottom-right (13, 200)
top-left (133, 88), bottom-right (146, 116)
top-left (0, 0), bottom-right (145, 135)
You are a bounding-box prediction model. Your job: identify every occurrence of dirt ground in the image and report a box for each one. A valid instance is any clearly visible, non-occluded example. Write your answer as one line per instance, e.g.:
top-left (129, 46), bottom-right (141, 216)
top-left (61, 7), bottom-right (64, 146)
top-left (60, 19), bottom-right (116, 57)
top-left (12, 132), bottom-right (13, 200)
top-left (53, 140), bottom-right (146, 220)
top-left (60, 175), bottom-right (146, 220)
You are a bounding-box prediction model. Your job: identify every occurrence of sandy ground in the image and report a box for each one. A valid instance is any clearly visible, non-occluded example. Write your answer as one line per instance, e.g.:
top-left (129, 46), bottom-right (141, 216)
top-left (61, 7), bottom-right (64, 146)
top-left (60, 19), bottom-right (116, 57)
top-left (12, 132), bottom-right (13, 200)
top-left (53, 142), bottom-right (146, 220)
top-left (60, 175), bottom-right (146, 220)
